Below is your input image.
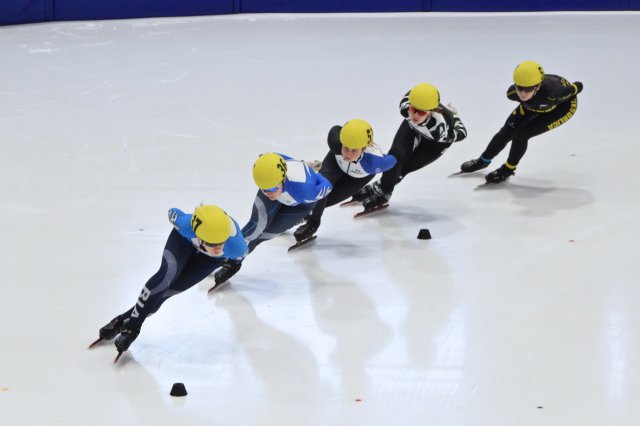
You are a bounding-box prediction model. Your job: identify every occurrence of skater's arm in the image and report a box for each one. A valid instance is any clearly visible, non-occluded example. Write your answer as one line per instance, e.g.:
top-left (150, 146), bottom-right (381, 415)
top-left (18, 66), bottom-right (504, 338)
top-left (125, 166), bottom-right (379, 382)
top-left (506, 84), bottom-right (519, 101)
top-left (327, 125), bottom-right (343, 155)
top-left (438, 103), bottom-right (467, 143)
top-left (399, 90), bottom-right (411, 117)
top-left (168, 208), bottom-right (196, 239)
top-left (310, 171), bottom-right (332, 201)
top-left (556, 80), bottom-right (583, 102)
top-left (360, 151), bottom-right (397, 174)
top-left (222, 219), bottom-right (248, 260)
top-left (290, 166), bottom-right (333, 204)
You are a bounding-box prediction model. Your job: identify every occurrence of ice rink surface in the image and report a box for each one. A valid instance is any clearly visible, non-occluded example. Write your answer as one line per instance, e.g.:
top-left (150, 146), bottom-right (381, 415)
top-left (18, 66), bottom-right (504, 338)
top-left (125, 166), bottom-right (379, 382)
top-left (1, 10), bottom-right (639, 426)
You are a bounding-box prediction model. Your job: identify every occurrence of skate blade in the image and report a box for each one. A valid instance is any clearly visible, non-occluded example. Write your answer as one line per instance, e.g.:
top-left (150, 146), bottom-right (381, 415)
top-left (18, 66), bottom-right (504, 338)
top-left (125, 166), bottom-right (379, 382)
top-left (449, 170), bottom-right (482, 177)
top-left (88, 337), bottom-right (103, 349)
top-left (114, 351), bottom-right (124, 364)
top-left (354, 204), bottom-right (389, 218)
top-left (287, 236), bottom-right (317, 252)
top-left (207, 280), bottom-right (231, 294)
top-left (475, 182), bottom-right (506, 190)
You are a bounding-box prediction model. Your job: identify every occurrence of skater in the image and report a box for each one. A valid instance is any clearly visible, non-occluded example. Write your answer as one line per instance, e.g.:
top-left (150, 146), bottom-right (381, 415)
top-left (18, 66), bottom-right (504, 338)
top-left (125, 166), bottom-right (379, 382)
top-left (212, 152), bottom-right (332, 287)
top-left (294, 118), bottom-right (397, 242)
top-left (92, 205), bottom-right (247, 360)
top-left (359, 83), bottom-right (467, 210)
top-left (459, 61), bottom-right (583, 184)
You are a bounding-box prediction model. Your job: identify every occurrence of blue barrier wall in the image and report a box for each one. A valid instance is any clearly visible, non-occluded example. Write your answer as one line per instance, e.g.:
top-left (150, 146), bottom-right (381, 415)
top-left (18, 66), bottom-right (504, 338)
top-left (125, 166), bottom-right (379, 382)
top-left (432, 0), bottom-right (629, 11)
top-left (55, 0), bottom-right (236, 21)
top-left (240, 0), bottom-right (427, 13)
top-left (1, 0), bottom-right (52, 25)
top-left (1, 0), bottom-right (638, 26)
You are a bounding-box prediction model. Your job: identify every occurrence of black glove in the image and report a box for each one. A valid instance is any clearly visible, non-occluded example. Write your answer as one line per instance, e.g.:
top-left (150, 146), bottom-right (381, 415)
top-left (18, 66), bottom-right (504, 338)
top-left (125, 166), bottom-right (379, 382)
top-left (573, 81), bottom-right (583, 94)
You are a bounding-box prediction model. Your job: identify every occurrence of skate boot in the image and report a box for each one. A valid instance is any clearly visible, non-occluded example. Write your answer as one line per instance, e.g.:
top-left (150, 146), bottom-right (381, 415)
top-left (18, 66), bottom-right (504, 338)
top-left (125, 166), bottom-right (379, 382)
top-left (99, 314), bottom-right (126, 340)
top-left (485, 164), bottom-right (515, 184)
top-left (213, 260), bottom-right (242, 286)
top-left (294, 219), bottom-right (320, 242)
top-left (362, 181), bottom-right (391, 211)
top-left (460, 157), bottom-right (491, 173)
top-left (350, 184), bottom-right (375, 202)
top-left (114, 319), bottom-right (140, 353)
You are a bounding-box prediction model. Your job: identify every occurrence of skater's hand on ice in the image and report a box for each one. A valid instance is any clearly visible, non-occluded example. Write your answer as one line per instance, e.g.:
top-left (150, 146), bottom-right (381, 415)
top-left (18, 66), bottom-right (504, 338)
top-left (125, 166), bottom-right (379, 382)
top-left (168, 208), bottom-right (182, 229)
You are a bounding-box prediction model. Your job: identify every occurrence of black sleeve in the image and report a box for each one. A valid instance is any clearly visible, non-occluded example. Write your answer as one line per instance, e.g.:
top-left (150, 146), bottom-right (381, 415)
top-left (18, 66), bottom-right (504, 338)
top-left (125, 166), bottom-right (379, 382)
top-left (327, 125), bottom-right (343, 155)
top-left (506, 84), bottom-right (519, 101)
top-left (438, 104), bottom-right (468, 143)
top-left (574, 81), bottom-right (583, 93)
top-left (556, 80), bottom-right (581, 102)
top-left (399, 90), bottom-right (411, 118)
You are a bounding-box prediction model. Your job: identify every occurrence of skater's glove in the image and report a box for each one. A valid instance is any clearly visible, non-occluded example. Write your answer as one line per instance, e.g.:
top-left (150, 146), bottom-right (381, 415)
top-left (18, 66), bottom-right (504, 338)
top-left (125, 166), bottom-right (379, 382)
top-left (304, 160), bottom-right (322, 172)
top-left (168, 208), bottom-right (182, 230)
top-left (573, 81), bottom-right (583, 94)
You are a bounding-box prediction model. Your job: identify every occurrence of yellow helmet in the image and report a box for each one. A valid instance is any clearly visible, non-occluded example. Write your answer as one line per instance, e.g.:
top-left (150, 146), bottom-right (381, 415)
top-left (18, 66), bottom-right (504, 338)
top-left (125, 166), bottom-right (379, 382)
top-left (340, 119), bottom-right (373, 149)
top-left (191, 205), bottom-right (232, 244)
top-left (253, 153), bottom-right (287, 189)
top-left (513, 61), bottom-right (544, 87)
top-left (408, 83), bottom-right (440, 111)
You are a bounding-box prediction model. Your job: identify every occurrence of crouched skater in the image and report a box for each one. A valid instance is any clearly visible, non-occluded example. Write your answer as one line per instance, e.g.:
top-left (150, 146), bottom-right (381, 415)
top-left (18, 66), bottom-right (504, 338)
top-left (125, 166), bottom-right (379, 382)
top-left (91, 205), bottom-right (247, 361)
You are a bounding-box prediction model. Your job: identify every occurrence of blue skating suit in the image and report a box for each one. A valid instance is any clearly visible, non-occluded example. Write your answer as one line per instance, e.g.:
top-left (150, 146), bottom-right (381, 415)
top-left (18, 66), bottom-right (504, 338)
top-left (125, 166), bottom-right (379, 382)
top-left (118, 207), bottom-right (248, 331)
top-left (273, 154), bottom-right (332, 206)
top-left (169, 208), bottom-right (247, 260)
top-left (242, 154), bottom-right (332, 252)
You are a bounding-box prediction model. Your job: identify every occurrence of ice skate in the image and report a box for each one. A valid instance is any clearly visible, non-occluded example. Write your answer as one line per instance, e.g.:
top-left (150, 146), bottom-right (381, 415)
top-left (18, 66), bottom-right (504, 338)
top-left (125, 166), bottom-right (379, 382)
top-left (341, 185), bottom-right (374, 206)
top-left (89, 314), bottom-right (126, 348)
top-left (114, 319), bottom-right (140, 363)
top-left (362, 182), bottom-right (391, 211)
top-left (450, 157), bottom-right (491, 176)
top-left (354, 182), bottom-right (391, 218)
top-left (476, 164), bottom-right (515, 189)
top-left (485, 164), bottom-right (515, 183)
top-left (289, 219), bottom-right (319, 252)
top-left (293, 219), bottom-right (320, 243)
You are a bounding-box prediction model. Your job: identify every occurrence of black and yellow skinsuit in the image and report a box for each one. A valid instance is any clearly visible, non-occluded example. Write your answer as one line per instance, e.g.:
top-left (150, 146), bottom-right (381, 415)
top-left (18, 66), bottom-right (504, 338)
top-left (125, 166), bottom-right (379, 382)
top-left (481, 74), bottom-right (583, 174)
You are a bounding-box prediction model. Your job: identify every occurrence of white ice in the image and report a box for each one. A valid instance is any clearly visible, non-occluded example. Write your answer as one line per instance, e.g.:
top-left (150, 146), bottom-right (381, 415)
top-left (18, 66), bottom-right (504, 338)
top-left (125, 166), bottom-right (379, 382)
top-left (1, 11), bottom-right (639, 426)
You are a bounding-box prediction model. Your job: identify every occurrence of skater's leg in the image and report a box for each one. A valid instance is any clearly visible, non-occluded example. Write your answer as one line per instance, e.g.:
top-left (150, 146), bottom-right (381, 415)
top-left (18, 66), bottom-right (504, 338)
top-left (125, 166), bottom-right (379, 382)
top-left (265, 203), bottom-right (316, 238)
top-left (115, 253), bottom-right (223, 352)
top-left (105, 229), bottom-right (194, 336)
top-left (506, 98), bottom-right (578, 168)
top-left (460, 107), bottom-right (527, 174)
top-left (378, 121), bottom-right (416, 194)
top-left (396, 141), bottom-right (449, 178)
top-left (295, 176), bottom-right (372, 241)
top-left (241, 190), bottom-right (282, 253)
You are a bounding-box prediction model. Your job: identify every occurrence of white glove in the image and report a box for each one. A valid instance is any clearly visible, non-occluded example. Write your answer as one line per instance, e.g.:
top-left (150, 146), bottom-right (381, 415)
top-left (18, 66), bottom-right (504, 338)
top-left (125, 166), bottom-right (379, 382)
top-left (304, 160), bottom-right (322, 172)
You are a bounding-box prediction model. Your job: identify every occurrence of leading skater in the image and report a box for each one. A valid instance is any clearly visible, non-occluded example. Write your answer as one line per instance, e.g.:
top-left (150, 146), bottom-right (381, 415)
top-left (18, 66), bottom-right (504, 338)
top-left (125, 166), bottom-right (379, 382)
top-left (210, 152), bottom-right (332, 289)
top-left (293, 118), bottom-right (397, 241)
top-left (458, 61), bottom-right (583, 183)
top-left (357, 83), bottom-right (468, 210)
top-left (92, 205), bottom-right (247, 359)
